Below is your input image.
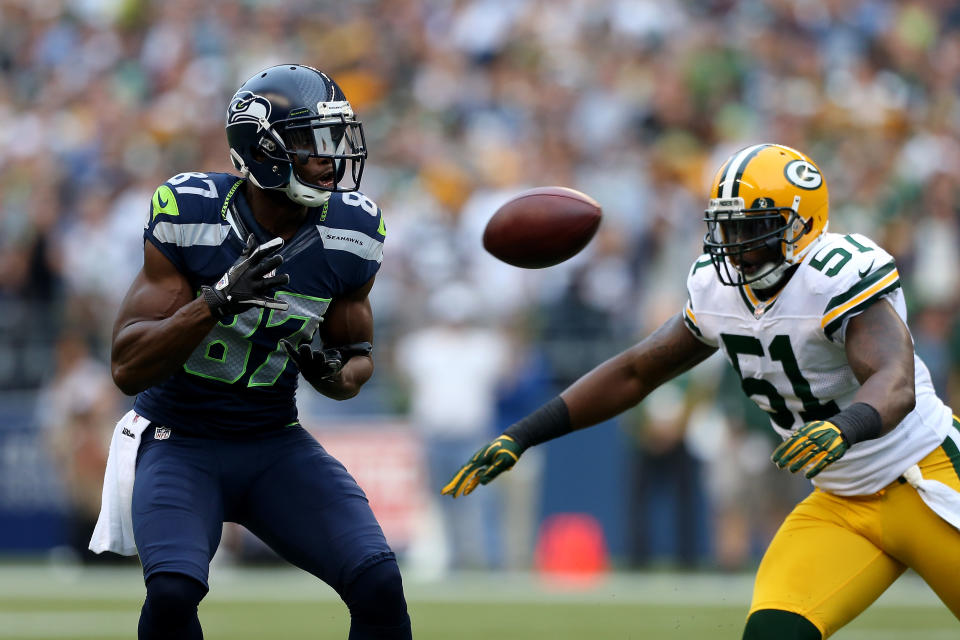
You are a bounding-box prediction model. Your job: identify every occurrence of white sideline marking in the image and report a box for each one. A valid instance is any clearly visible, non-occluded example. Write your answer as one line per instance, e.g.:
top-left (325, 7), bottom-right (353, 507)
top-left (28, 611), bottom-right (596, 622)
top-left (0, 565), bottom-right (944, 606)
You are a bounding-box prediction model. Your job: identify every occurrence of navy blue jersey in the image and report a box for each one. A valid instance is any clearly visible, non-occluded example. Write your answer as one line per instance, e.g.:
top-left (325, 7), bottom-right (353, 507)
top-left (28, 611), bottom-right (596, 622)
top-left (134, 172), bottom-right (385, 436)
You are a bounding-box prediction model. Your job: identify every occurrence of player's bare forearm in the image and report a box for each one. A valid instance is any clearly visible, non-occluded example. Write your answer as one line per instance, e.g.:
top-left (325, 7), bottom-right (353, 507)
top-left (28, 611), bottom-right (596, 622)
top-left (110, 243), bottom-right (218, 395)
top-left (562, 314), bottom-right (716, 430)
top-left (844, 300), bottom-right (916, 434)
top-left (306, 355), bottom-right (373, 400)
top-left (111, 296), bottom-right (218, 395)
top-left (310, 275), bottom-right (376, 400)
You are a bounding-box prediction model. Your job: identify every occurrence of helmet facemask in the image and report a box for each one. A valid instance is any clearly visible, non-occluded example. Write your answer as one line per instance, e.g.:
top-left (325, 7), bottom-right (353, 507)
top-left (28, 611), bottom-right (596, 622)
top-left (703, 196), bottom-right (809, 290)
top-left (263, 106), bottom-right (366, 207)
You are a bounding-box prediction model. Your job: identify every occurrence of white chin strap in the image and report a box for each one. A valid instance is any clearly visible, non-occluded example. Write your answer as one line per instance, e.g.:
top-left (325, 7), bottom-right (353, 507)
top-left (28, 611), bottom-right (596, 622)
top-left (233, 151), bottom-right (333, 207)
top-left (283, 172), bottom-right (332, 207)
top-left (749, 260), bottom-right (791, 290)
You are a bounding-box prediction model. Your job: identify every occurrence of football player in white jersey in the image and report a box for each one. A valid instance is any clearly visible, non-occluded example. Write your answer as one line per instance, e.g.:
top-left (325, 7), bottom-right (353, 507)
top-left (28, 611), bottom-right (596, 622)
top-left (443, 143), bottom-right (960, 638)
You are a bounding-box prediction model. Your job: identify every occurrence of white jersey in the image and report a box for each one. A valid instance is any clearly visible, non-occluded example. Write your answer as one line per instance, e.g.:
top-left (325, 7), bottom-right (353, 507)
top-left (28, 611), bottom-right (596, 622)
top-left (683, 232), bottom-right (953, 495)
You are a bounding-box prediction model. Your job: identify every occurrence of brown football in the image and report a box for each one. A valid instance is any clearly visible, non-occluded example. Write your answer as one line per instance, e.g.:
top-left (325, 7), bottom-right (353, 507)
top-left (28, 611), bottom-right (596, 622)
top-left (482, 186), bottom-right (602, 269)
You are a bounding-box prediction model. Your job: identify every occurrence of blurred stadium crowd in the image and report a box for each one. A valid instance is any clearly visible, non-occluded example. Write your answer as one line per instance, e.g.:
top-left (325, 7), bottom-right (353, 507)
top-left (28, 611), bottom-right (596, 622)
top-left (1, 0), bottom-right (960, 575)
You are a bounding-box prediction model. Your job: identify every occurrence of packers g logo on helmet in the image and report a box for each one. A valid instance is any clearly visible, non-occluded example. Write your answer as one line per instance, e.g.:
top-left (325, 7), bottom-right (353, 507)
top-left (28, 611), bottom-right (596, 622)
top-left (703, 143), bottom-right (829, 290)
top-left (784, 160), bottom-right (823, 190)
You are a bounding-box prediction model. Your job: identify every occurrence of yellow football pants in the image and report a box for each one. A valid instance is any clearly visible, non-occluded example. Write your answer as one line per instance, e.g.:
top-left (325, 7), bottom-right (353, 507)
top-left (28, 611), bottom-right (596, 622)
top-left (749, 432), bottom-right (960, 638)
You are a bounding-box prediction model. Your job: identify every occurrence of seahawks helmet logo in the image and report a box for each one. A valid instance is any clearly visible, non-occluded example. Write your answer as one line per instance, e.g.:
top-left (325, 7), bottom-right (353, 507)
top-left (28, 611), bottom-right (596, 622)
top-left (784, 160), bottom-right (822, 190)
top-left (227, 91), bottom-right (272, 126)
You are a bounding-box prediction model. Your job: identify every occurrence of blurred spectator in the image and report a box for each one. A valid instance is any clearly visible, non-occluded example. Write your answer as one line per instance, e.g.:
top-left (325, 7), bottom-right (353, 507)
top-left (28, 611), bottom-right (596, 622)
top-left (624, 379), bottom-right (712, 568)
top-left (395, 281), bottom-right (511, 574)
top-left (491, 328), bottom-right (553, 569)
top-left (35, 331), bottom-right (123, 562)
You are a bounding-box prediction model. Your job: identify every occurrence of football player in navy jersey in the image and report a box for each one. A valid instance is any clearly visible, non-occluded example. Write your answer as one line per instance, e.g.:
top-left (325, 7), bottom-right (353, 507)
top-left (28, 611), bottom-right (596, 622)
top-left (100, 64), bottom-right (410, 639)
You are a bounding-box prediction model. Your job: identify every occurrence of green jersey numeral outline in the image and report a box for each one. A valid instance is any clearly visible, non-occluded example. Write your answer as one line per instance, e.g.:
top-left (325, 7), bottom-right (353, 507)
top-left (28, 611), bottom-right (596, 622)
top-left (183, 291), bottom-right (330, 387)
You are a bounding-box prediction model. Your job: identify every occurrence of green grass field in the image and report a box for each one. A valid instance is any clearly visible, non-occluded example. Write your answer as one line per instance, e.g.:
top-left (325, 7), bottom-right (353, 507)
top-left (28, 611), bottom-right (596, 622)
top-left (0, 562), bottom-right (954, 639)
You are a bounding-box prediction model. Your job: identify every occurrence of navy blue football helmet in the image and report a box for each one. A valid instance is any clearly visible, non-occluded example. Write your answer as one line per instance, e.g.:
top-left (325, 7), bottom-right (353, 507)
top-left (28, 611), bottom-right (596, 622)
top-left (226, 64), bottom-right (367, 207)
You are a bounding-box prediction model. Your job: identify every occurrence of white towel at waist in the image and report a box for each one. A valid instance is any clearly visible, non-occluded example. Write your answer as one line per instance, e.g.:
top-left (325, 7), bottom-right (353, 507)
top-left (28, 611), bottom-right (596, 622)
top-left (903, 463), bottom-right (960, 531)
top-left (88, 410), bottom-right (150, 556)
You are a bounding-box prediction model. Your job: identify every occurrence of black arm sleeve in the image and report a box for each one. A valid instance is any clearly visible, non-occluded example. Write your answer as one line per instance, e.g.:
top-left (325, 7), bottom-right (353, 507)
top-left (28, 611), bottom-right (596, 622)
top-left (831, 402), bottom-right (883, 445)
top-left (503, 396), bottom-right (573, 449)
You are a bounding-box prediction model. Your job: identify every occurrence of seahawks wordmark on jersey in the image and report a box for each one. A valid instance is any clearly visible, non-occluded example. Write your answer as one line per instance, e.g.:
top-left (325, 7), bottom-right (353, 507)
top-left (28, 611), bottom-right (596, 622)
top-left (684, 232), bottom-right (953, 495)
top-left (135, 172), bottom-right (385, 437)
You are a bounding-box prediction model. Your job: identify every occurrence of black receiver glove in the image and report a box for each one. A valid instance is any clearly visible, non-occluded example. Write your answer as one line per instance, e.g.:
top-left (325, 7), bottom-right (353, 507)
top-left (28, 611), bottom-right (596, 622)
top-left (201, 234), bottom-right (289, 318)
top-left (280, 340), bottom-right (373, 385)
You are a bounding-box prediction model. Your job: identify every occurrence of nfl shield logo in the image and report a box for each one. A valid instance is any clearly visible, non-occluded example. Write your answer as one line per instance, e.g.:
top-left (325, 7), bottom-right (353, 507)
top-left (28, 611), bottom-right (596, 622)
top-left (154, 426), bottom-right (172, 440)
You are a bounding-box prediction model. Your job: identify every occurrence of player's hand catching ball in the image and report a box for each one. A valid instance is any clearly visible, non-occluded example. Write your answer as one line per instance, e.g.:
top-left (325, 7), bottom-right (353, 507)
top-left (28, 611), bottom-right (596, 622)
top-left (202, 234), bottom-right (289, 318)
top-left (441, 435), bottom-right (524, 498)
top-left (281, 340), bottom-right (373, 386)
top-left (771, 420), bottom-right (849, 479)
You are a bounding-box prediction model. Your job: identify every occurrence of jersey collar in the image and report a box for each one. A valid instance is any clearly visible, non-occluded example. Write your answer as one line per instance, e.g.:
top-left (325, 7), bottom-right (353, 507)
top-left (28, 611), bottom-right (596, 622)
top-left (739, 283), bottom-right (783, 319)
top-left (737, 262), bottom-right (803, 319)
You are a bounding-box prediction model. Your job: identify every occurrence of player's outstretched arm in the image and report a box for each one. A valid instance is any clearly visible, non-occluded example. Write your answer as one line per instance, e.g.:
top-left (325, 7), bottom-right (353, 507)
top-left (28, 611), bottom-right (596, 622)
top-left (561, 313), bottom-right (718, 430)
top-left (284, 275), bottom-right (376, 401)
top-left (442, 313), bottom-right (717, 497)
top-left (773, 299), bottom-right (916, 478)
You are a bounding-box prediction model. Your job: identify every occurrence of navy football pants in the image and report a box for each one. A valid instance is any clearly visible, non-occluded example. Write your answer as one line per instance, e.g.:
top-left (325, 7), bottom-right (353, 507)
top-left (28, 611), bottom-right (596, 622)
top-left (133, 423), bottom-right (400, 599)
